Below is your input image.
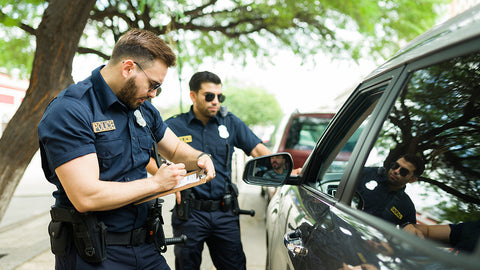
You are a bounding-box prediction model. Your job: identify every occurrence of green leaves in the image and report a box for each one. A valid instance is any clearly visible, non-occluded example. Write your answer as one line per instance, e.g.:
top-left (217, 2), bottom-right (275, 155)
top-left (0, 0), bottom-right (447, 78)
top-left (223, 83), bottom-right (283, 127)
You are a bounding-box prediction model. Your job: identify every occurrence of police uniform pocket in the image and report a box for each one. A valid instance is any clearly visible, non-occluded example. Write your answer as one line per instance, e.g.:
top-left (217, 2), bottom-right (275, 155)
top-left (95, 139), bottom-right (125, 170)
top-left (214, 143), bottom-right (229, 163)
top-left (138, 135), bottom-right (156, 163)
top-left (139, 135), bottom-right (154, 151)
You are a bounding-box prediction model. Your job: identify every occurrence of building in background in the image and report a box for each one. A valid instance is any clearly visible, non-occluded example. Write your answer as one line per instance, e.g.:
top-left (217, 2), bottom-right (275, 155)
top-left (0, 73), bottom-right (28, 135)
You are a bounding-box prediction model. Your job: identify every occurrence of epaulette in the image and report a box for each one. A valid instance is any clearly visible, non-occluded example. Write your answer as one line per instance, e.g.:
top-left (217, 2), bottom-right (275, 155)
top-left (63, 80), bottom-right (90, 99)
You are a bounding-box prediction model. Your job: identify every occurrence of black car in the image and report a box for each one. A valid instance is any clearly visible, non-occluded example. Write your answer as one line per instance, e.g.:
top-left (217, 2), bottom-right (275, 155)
top-left (243, 5), bottom-right (480, 270)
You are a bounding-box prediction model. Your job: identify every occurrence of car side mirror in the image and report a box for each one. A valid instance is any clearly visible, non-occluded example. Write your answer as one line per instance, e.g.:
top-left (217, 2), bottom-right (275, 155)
top-left (242, 153), bottom-right (293, 186)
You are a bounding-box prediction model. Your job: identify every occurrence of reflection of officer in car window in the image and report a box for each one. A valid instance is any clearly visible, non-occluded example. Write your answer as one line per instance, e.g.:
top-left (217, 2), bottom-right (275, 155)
top-left (263, 155), bottom-right (288, 180)
top-left (357, 154), bottom-right (425, 226)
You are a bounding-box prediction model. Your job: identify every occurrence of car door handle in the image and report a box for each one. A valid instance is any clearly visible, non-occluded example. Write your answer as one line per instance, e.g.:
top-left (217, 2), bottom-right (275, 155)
top-left (284, 230), bottom-right (308, 257)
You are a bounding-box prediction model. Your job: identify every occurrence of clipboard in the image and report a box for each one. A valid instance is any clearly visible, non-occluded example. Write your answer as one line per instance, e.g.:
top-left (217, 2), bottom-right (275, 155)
top-left (135, 169), bottom-right (209, 205)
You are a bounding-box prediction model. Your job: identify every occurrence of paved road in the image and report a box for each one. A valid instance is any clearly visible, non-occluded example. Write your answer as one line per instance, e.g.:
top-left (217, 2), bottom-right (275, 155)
top-left (0, 152), bottom-right (267, 270)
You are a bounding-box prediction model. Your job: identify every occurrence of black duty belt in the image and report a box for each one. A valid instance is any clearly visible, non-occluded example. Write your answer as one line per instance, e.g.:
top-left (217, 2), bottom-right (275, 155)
top-left (190, 198), bottom-right (223, 212)
top-left (106, 227), bottom-right (147, 246)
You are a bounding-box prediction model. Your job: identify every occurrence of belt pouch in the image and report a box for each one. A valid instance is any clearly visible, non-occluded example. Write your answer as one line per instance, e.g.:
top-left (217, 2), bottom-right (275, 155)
top-left (48, 220), bottom-right (71, 256)
top-left (72, 213), bottom-right (107, 263)
top-left (221, 193), bottom-right (233, 212)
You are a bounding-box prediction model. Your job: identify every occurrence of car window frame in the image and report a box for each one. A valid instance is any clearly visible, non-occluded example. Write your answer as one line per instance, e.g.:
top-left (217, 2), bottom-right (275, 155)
top-left (337, 37), bottom-right (480, 260)
top-left (339, 36), bottom-right (480, 205)
top-left (299, 68), bottom-right (402, 203)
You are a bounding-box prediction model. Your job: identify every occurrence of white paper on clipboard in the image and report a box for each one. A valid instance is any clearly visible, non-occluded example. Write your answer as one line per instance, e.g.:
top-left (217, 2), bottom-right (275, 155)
top-left (134, 169), bottom-right (208, 204)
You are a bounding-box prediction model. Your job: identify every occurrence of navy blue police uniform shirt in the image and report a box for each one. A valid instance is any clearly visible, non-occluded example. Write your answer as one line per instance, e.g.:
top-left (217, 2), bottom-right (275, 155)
top-left (38, 65), bottom-right (167, 232)
top-left (356, 167), bottom-right (417, 225)
top-left (165, 107), bottom-right (261, 200)
top-left (449, 221), bottom-right (480, 253)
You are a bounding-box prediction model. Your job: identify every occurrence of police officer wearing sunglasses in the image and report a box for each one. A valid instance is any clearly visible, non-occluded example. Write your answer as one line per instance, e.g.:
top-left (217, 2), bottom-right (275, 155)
top-left (165, 71), bottom-right (271, 269)
top-left (38, 29), bottom-right (215, 270)
top-left (356, 154), bottom-right (425, 227)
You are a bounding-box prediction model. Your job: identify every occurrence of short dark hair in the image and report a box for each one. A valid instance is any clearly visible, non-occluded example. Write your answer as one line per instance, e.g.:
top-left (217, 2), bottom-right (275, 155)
top-left (401, 154), bottom-right (425, 176)
top-left (110, 29), bottom-right (176, 68)
top-left (189, 71), bottom-right (222, 92)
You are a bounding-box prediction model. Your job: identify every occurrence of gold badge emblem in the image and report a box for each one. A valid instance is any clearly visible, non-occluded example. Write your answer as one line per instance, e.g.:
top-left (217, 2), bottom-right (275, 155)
top-left (92, 120), bottom-right (116, 133)
top-left (179, 135), bottom-right (192, 143)
top-left (390, 206), bottom-right (403, 220)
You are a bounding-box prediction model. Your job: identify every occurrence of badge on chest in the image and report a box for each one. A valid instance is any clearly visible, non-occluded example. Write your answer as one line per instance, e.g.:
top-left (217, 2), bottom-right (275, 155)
top-left (134, 110), bottom-right (146, 127)
top-left (218, 125), bottom-right (229, 139)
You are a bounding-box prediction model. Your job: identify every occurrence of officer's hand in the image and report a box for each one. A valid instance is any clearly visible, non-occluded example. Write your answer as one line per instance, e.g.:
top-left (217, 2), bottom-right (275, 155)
top-left (197, 155), bottom-right (215, 181)
top-left (402, 223), bottom-right (425, 239)
top-left (291, 167), bottom-right (302, 175)
top-left (153, 162), bottom-right (186, 192)
top-left (175, 191), bottom-right (181, 204)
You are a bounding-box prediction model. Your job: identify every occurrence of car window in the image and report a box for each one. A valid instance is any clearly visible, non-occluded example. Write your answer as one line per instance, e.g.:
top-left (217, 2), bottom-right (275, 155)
top-left (362, 52), bottom-right (480, 253)
top-left (314, 86), bottom-right (386, 196)
top-left (285, 116), bottom-right (330, 150)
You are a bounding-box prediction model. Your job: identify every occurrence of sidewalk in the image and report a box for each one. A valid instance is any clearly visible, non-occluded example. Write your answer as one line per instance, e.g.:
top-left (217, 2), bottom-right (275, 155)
top-left (0, 152), bottom-right (267, 269)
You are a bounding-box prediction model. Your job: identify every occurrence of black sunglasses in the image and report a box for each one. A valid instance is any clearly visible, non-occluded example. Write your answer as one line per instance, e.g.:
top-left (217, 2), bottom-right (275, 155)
top-left (204, 92), bottom-right (226, 103)
top-left (390, 161), bottom-right (412, 177)
top-left (133, 61), bottom-right (162, 96)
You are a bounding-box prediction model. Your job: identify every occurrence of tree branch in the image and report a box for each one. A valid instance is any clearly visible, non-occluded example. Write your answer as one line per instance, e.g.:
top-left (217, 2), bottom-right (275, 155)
top-left (0, 9), bottom-right (37, 36)
top-left (77, 46), bottom-right (110, 60)
top-left (419, 177), bottom-right (480, 205)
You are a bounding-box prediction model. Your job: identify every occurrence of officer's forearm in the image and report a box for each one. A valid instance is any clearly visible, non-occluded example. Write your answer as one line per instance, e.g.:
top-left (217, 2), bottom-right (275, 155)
top-left (168, 141), bottom-right (203, 171)
top-left (250, 143), bottom-right (271, 158)
top-left (157, 128), bottom-right (203, 170)
top-left (56, 153), bottom-right (176, 212)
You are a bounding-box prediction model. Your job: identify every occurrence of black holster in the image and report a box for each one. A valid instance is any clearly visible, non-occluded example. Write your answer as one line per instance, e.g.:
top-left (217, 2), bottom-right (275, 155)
top-left (146, 199), bottom-right (167, 253)
top-left (227, 183), bottom-right (241, 215)
top-left (49, 206), bottom-right (107, 263)
top-left (175, 189), bottom-right (193, 220)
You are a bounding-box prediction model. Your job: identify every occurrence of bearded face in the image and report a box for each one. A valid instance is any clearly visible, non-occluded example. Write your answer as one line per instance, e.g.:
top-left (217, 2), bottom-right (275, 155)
top-left (117, 76), bottom-right (145, 109)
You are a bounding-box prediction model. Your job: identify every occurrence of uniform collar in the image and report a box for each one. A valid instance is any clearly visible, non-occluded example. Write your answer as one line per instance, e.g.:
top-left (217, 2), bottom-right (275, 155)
top-left (91, 65), bottom-right (122, 112)
top-left (186, 105), bottom-right (222, 125)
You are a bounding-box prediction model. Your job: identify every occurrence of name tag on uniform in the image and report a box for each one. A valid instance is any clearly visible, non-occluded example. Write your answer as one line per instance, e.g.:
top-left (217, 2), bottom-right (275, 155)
top-left (390, 206), bottom-right (403, 220)
top-left (92, 120), bottom-right (116, 133)
top-left (178, 135), bottom-right (192, 143)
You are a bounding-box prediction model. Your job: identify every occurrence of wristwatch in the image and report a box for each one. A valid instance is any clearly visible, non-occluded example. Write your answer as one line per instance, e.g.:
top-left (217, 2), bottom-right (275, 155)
top-left (198, 152), bottom-right (212, 160)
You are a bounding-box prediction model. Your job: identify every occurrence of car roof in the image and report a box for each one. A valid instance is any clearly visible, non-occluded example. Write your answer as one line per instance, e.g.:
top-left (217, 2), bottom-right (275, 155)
top-left (366, 4), bottom-right (480, 80)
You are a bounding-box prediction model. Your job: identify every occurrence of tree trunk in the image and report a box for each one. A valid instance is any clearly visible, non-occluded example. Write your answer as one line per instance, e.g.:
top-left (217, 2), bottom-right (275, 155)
top-left (0, 0), bottom-right (96, 222)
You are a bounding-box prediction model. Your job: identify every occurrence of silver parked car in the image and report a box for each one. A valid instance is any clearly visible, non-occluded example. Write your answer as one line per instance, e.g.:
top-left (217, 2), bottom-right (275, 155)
top-left (243, 5), bottom-right (480, 270)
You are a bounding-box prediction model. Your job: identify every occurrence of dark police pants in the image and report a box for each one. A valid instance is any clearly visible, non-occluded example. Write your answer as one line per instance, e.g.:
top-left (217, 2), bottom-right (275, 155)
top-left (172, 208), bottom-right (246, 270)
top-left (55, 242), bottom-right (169, 270)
